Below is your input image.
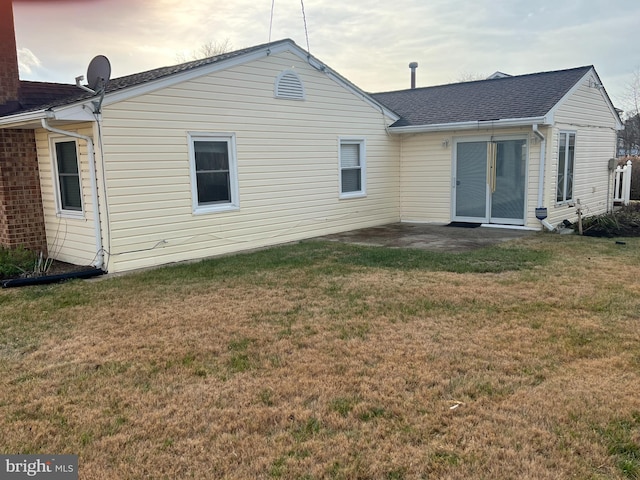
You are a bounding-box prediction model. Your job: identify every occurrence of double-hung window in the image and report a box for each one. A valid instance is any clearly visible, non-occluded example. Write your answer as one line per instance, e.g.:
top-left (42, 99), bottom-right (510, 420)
top-left (556, 132), bottom-right (576, 203)
top-left (339, 138), bottom-right (366, 198)
top-left (188, 133), bottom-right (239, 213)
top-left (53, 139), bottom-right (83, 214)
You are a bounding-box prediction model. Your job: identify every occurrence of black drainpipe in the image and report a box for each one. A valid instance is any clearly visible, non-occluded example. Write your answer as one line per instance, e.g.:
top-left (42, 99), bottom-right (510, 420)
top-left (2, 268), bottom-right (104, 288)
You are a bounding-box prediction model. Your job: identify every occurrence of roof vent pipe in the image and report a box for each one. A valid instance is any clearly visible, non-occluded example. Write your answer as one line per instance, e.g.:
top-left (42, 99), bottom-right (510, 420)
top-left (409, 62), bottom-right (418, 89)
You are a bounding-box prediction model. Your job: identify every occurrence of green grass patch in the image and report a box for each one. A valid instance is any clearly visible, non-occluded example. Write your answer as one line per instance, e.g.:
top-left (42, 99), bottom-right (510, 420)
top-left (599, 413), bottom-right (640, 479)
top-left (329, 396), bottom-right (359, 417)
top-left (292, 416), bottom-right (322, 442)
top-left (329, 242), bottom-right (551, 273)
top-left (0, 246), bottom-right (37, 280)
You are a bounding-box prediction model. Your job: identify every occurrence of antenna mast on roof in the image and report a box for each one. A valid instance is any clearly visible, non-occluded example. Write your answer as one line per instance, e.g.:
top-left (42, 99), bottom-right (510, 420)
top-left (300, 0), bottom-right (310, 53)
top-left (268, 0), bottom-right (275, 44)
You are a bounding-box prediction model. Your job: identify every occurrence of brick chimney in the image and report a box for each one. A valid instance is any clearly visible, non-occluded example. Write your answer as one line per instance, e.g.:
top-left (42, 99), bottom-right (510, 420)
top-left (0, 0), bottom-right (21, 111)
top-left (0, 1), bottom-right (48, 255)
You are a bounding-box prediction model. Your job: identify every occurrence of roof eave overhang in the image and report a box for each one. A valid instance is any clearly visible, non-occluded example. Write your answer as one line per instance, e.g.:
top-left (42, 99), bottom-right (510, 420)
top-left (0, 101), bottom-right (97, 128)
top-left (387, 116), bottom-right (551, 134)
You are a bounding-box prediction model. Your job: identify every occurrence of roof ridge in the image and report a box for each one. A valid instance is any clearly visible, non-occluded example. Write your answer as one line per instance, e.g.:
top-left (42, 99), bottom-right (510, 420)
top-left (373, 65), bottom-right (593, 96)
top-left (106, 38), bottom-right (295, 87)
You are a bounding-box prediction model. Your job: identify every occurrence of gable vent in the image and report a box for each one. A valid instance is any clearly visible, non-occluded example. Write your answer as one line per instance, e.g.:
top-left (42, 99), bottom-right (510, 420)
top-left (275, 70), bottom-right (305, 100)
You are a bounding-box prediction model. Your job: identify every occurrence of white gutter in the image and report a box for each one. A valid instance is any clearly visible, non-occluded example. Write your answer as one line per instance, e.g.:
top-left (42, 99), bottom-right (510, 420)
top-left (532, 124), bottom-right (555, 231)
top-left (41, 118), bottom-right (104, 269)
top-left (0, 109), bottom-right (47, 127)
top-left (388, 116), bottom-right (549, 134)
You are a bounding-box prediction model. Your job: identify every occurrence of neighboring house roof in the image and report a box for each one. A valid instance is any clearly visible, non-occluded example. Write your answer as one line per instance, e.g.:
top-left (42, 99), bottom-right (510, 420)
top-left (18, 81), bottom-right (80, 110)
top-left (371, 66), bottom-right (597, 128)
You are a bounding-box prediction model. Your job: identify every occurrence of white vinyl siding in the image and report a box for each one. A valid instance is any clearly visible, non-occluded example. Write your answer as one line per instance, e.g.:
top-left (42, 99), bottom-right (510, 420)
top-left (339, 138), bottom-right (365, 198)
top-left (188, 133), bottom-right (239, 213)
top-left (99, 51), bottom-right (399, 273)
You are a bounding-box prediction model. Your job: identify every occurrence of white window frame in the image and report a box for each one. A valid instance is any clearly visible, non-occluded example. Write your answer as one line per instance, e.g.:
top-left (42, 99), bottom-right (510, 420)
top-left (188, 132), bottom-right (239, 214)
top-left (50, 137), bottom-right (84, 218)
top-left (339, 137), bottom-right (366, 199)
top-left (556, 131), bottom-right (576, 204)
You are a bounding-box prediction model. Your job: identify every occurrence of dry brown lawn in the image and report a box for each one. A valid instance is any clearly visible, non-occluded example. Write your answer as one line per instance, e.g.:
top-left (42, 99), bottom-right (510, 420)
top-left (1, 235), bottom-right (639, 479)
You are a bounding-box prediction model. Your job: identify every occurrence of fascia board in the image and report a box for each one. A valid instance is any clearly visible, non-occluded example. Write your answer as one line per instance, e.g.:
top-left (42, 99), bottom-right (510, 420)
top-left (591, 69), bottom-right (624, 130)
top-left (388, 116), bottom-right (549, 134)
top-left (50, 103), bottom-right (96, 122)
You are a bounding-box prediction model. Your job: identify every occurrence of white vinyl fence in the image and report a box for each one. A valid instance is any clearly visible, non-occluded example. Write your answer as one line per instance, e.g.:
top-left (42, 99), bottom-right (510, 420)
top-left (614, 160), bottom-right (633, 205)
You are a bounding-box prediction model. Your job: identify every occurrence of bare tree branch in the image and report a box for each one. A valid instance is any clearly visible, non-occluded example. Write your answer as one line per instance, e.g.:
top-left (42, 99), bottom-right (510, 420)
top-left (176, 39), bottom-right (233, 63)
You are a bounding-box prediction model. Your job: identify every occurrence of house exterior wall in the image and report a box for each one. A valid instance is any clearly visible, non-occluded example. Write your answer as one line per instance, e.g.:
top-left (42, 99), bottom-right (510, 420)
top-left (34, 122), bottom-right (99, 266)
top-left (0, 128), bottom-right (47, 252)
top-left (100, 51), bottom-right (400, 273)
top-left (545, 76), bottom-right (619, 227)
top-left (399, 127), bottom-right (542, 228)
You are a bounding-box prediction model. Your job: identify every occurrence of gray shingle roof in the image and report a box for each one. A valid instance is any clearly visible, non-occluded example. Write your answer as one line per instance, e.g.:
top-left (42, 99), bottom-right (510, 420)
top-left (371, 66), bottom-right (593, 127)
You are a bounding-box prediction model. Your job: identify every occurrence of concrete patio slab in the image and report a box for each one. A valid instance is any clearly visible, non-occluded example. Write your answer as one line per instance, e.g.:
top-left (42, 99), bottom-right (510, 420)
top-left (318, 223), bottom-right (537, 252)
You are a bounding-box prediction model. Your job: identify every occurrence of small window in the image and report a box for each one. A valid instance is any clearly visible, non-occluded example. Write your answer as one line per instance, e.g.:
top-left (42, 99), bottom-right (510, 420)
top-left (274, 70), bottom-right (305, 100)
top-left (339, 138), bottom-right (366, 198)
top-left (556, 132), bottom-right (575, 203)
top-left (53, 139), bottom-right (83, 214)
top-left (189, 133), bottom-right (239, 213)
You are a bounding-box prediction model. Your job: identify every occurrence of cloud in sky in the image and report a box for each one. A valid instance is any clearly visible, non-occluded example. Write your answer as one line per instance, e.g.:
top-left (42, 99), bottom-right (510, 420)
top-left (17, 47), bottom-right (42, 76)
top-left (11, 0), bottom-right (640, 110)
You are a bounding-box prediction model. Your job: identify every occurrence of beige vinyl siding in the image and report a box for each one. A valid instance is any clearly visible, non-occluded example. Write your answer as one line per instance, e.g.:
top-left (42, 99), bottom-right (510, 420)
top-left (553, 75), bottom-right (617, 128)
top-left (100, 51), bottom-right (400, 273)
top-left (400, 133), bottom-right (452, 223)
top-left (525, 131), bottom-right (542, 229)
top-left (35, 122), bottom-right (99, 266)
top-left (399, 127), bottom-right (542, 228)
top-left (545, 75), bottom-right (619, 226)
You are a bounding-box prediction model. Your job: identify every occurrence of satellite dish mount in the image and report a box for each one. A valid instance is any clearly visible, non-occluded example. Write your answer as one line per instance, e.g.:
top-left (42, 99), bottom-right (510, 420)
top-left (75, 55), bottom-right (111, 113)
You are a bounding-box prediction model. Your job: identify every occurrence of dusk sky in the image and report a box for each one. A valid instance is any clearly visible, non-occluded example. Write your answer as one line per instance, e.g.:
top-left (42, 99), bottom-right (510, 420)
top-left (12, 0), bottom-right (640, 114)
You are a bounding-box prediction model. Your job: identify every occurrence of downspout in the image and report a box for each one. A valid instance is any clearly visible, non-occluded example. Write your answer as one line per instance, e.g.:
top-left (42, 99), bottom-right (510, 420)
top-left (532, 124), bottom-right (555, 231)
top-left (41, 118), bottom-right (104, 269)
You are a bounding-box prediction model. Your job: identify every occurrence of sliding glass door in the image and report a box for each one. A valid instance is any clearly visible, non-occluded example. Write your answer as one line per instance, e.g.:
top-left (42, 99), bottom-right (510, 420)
top-left (453, 138), bottom-right (527, 225)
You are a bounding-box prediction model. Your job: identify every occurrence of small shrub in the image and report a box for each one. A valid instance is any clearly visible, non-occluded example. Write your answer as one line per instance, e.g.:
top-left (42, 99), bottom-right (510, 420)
top-left (580, 204), bottom-right (640, 237)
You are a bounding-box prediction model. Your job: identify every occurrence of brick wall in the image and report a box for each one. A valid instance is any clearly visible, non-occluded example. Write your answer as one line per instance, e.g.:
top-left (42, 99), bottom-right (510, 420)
top-left (0, 129), bottom-right (48, 253)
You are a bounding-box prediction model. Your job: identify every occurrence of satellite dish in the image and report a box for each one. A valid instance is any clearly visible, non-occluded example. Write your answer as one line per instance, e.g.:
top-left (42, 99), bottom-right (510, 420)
top-left (86, 55), bottom-right (111, 92)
